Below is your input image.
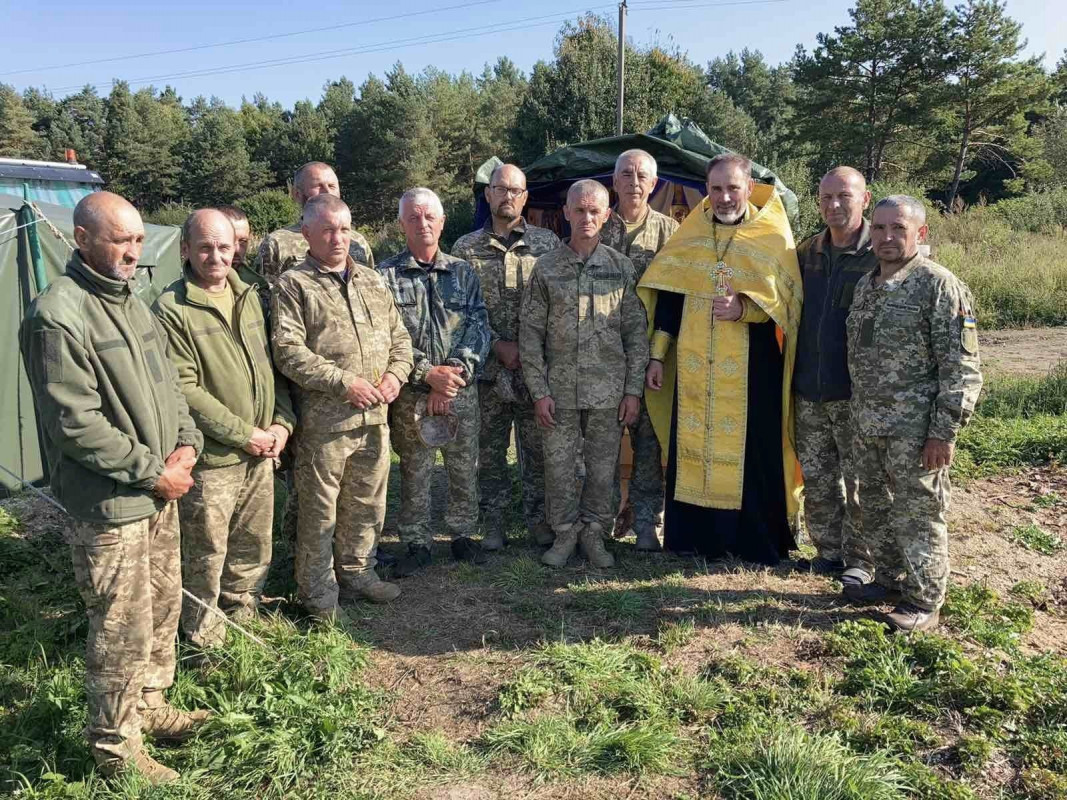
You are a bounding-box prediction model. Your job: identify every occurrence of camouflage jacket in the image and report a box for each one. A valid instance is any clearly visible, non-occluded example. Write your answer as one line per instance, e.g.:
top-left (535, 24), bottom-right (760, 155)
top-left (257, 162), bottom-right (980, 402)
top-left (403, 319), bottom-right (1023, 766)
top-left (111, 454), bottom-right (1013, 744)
top-left (519, 242), bottom-right (649, 410)
top-left (600, 207), bottom-right (679, 282)
top-left (846, 254), bottom-right (983, 442)
top-left (272, 254), bottom-right (413, 433)
top-left (377, 248), bottom-right (491, 389)
top-left (451, 218), bottom-right (560, 382)
top-left (256, 222), bottom-right (374, 286)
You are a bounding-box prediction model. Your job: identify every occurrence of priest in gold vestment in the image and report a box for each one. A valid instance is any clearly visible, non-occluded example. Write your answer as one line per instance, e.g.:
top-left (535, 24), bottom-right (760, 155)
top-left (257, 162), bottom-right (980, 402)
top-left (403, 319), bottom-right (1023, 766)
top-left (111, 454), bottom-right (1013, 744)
top-left (638, 154), bottom-right (802, 564)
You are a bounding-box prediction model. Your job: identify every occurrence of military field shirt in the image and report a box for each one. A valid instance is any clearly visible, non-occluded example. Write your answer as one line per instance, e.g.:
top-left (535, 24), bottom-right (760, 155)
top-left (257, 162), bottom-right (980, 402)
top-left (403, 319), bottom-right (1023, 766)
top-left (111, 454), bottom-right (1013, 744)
top-left (256, 223), bottom-right (375, 285)
top-left (600, 207), bottom-right (679, 282)
top-left (846, 254), bottom-right (983, 442)
top-left (519, 242), bottom-right (649, 410)
top-left (451, 219), bottom-right (560, 382)
top-left (377, 248), bottom-right (491, 388)
top-left (272, 255), bottom-right (414, 432)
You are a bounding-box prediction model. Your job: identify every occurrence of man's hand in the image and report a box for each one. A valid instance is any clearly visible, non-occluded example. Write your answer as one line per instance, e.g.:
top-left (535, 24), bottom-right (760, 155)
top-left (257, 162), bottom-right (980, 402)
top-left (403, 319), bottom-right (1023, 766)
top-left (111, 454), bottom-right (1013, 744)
top-left (154, 461), bottom-right (195, 501)
top-left (242, 427), bottom-right (275, 456)
top-left (165, 445), bottom-right (197, 470)
top-left (618, 395), bottom-right (639, 426)
top-left (922, 438), bottom-right (955, 470)
top-left (263, 424), bottom-right (290, 458)
top-left (646, 360), bottom-right (664, 391)
top-left (427, 390), bottom-right (453, 416)
top-left (426, 365), bottom-right (467, 397)
top-left (377, 372), bottom-right (402, 404)
top-left (534, 396), bottom-right (556, 429)
top-left (713, 283), bottom-right (744, 322)
top-left (346, 377), bottom-right (387, 410)
top-left (493, 340), bottom-right (521, 371)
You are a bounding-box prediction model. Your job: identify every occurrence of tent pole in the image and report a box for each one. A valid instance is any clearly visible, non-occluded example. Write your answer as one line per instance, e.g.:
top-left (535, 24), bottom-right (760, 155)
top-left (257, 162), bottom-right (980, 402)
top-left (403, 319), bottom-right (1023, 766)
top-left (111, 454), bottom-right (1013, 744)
top-left (20, 185), bottom-right (48, 294)
top-left (616, 0), bottom-right (626, 136)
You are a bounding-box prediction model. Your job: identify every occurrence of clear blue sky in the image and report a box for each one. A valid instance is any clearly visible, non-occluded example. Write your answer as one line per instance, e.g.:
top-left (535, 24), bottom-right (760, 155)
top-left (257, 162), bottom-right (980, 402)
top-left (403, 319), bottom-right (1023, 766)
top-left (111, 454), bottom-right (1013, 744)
top-left (2, 0), bottom-right (1062, 106)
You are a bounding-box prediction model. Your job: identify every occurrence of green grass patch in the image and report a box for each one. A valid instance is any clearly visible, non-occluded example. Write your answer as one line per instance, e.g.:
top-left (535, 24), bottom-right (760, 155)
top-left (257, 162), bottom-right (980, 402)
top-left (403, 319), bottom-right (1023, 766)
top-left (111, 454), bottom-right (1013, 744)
top-left (655, 618), bottom-right (696, 653)
top-left (955, 415), bottom-right (1067, 478)
top-left (1033, 491), bottom-right (1064, 508)
top-left (710, 724), bottom-right (911, 800)
top-left (1009, 523), bottom-right (1065, 555)
top-left (567, 581), bottom-right (651, 622)
top-left (941, 583), bottom-right (1034, 650)
top-left (490, 556), bottom-right (546, 592)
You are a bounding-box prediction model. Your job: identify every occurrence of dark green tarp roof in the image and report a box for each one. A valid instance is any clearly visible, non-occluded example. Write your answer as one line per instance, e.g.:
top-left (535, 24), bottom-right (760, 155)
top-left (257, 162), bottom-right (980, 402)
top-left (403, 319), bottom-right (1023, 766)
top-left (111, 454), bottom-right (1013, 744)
top-left (0, 195), bottom-right (182, 491)
top-left (517, 114), bottom-right (799, 223)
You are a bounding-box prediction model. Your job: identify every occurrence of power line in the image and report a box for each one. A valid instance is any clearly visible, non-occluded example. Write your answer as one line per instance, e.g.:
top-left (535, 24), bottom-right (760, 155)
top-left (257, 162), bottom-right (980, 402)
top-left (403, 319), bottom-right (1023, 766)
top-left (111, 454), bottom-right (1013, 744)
top-left (0, 0), bottom-right (508, 77)
top-left (43, 0), bottom-right (791, 96)
top-left (48, 5), bottom-right (618, 94)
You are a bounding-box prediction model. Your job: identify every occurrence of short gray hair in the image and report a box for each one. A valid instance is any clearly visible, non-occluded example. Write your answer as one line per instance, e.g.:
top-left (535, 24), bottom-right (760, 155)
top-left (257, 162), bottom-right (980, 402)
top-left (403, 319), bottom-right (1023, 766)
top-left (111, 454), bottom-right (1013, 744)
top-left (874, 194), bottom-right (927, 226)
top-left (566, 179), bottom-right (610, 208)
top-left (302, 193), bottom-right (351, 225)
top-left (615, 149), bottom-right (657, 178)
top-left (398, 187), bottom-right (444, 219)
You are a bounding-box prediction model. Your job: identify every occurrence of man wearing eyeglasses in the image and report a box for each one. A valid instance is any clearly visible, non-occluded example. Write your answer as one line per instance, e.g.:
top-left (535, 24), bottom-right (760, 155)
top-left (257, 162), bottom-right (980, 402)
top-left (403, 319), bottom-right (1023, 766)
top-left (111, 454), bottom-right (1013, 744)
top-left (452, 164), bottom-right (560, 551)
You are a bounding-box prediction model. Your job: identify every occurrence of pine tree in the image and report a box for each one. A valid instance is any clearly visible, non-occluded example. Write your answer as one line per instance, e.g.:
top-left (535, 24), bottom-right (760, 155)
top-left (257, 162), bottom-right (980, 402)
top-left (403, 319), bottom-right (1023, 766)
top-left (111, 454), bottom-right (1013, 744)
top-left (182, 98), bottom-right (264, 206)
top-left (940, 0), bottom-right (1050, 209)
top-left (0, 84), bottom-right (44, 158)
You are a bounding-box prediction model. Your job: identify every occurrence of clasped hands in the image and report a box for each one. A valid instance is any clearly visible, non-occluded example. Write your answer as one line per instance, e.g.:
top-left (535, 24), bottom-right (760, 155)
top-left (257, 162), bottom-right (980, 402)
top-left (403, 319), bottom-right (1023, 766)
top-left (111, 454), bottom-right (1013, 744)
top-left (243, 424), bottom-right (291, 459)
top-left (153, 444), bottom-right (197, 501)
top-left (345, 372), bottom-right (403, 411)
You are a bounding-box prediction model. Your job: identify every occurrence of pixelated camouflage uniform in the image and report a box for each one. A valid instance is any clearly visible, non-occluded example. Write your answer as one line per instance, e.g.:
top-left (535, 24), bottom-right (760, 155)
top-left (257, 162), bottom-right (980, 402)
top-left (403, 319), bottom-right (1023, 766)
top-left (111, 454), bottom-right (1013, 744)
top-left (519, 243), bottom-right (649, 533)
top-left (452, 219), bottom-right (560, 537)
top-left (153, 268), bottom-right (295, 647)
top-left (19, 252), bottom-right (203, 767)
top-left (601, 208), bottom-right (678, 535)
top-left (272, 254), bottom-right (413, 613)
top-left (378, 248), bottom-right (491, 545)
top-left (256, 221), bottom-right (373, 540)
top-left (793, 223), bottom-right (877, 564)
top-left (846, 254), bottom-right (983, 611)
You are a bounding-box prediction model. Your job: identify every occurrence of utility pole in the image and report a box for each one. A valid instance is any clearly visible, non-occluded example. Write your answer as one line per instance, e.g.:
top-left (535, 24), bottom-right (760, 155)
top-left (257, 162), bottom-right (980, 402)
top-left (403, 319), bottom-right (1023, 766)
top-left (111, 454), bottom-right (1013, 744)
top-left (616, 0), bottom-right (627, 136)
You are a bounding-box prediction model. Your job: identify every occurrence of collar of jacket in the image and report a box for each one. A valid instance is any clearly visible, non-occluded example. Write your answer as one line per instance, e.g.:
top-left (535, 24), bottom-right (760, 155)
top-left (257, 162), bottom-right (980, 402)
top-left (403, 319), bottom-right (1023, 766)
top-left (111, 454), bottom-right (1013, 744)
top-left (305, 252), bottom-right (356, 280)
top-left (67, 250), bottom-right (135, 304)
top-left (812, 219), bottom-right (872, 258)
top-left (482, 216), bottom-right (528, 247)
top-left (878, 251), bottom-right (925, 285)
top-left (609, 206), bottom-right (651, 228)
top-left (562, 241), bottom-right (613, 268)
top-left (396, 248), bottom-right (453, 273)
top-left (180, 263), bottom-right (253, 305)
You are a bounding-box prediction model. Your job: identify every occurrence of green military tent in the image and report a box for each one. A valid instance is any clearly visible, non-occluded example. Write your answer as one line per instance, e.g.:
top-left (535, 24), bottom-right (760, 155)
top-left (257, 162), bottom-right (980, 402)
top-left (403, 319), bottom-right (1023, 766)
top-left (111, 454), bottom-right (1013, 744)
top-left (0, 195), bottom-right (182, 491)
top-left (472, 113), bottom-right (798, 235)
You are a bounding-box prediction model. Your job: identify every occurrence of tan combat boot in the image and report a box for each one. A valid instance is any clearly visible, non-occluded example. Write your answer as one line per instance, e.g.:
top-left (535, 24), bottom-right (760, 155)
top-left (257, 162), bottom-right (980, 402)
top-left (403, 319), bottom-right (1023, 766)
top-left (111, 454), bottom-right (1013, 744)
top-left (98, 748), bottom-right (179, 785)
top-left (580, 523), bottom-right (615, 568)
top-left (541, 523), bottom-right (580, 567)
top-left (349, 570), bottom-right (402, 604)
top-left (140, 691), bottom-right (212, 742)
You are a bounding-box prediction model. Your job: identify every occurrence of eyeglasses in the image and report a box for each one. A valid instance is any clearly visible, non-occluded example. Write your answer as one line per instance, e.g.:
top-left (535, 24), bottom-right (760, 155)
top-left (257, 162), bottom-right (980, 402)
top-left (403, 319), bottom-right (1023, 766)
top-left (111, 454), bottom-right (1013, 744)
top-left (490, 186), bottom-right (527, 198)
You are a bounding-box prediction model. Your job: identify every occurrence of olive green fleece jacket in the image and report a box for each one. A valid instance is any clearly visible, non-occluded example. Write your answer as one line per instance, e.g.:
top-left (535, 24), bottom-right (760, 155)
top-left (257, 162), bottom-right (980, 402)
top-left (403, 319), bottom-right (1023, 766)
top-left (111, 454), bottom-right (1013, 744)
top-left (152, 267), bottom-right (296, 468)
top-left (19, 252), bottom-right (204, 524)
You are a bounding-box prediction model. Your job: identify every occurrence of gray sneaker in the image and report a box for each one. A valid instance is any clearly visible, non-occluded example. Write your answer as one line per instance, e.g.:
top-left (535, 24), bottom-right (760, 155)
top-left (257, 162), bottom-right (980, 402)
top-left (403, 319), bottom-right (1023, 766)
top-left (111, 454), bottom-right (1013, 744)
top-left (885, 603), bottom-right (940, 632)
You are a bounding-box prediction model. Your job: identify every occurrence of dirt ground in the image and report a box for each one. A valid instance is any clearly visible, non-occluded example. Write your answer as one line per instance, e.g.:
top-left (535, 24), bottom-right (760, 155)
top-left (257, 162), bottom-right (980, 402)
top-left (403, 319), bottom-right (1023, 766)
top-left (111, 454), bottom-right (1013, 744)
top-left (980, 326), bottom-right (1067, 376)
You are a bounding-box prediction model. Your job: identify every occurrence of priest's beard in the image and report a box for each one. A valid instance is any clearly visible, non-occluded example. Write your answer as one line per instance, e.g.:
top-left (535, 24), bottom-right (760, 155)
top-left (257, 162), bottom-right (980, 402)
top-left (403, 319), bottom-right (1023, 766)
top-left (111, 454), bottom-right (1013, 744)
top-left (713, 206), bottom-right (746, 225)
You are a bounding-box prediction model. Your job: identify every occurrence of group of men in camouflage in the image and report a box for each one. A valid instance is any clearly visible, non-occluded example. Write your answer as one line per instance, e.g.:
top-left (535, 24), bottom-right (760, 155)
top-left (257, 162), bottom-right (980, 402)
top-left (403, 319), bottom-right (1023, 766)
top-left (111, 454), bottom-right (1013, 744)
top-left (19, 149), bottom-right (981, 784)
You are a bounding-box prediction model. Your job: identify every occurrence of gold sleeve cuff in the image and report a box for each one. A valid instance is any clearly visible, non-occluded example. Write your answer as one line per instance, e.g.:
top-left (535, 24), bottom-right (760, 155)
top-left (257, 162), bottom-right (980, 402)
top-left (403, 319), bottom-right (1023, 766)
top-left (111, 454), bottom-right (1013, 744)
top-left (738, 296), bottom-right (771, 324)
top-left (650, 330), bottom-right (674, 361)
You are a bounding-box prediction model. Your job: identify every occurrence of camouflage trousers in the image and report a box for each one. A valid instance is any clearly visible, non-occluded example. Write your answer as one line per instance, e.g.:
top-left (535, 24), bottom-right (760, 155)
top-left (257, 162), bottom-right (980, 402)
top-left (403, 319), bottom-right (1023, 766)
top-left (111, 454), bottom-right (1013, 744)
top-left (477, 381), bottom-right (546, 535)
top-left (795, 396), bottom-right (861, 564)
top-left (612, 397), bottom-right (664, 534)
top-left (69, 502), bottom-right (181, 765)
top-left (179, 458), bottom-right (274, 647)
top-left (391, 385), bottom-right (480, 545)
top-left (544, 408), bottom-right (623, 532)
top-left (853, 435), bottom-right (950, 611)
top-left (295, 424), bottom-right (390, 613)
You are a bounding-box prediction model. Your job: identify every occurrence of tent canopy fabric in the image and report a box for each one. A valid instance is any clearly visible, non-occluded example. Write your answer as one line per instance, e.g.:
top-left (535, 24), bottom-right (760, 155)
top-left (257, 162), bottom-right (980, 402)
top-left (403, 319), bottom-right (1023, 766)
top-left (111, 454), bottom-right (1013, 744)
top-left (0, 195), bottom-right (182, 491)
top-left (472, 114), bottom-right (798, 232)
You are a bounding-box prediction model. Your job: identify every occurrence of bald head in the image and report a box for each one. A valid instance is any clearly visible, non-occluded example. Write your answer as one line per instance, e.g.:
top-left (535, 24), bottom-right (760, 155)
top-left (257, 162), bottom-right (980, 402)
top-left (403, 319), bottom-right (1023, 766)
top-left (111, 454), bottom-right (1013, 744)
top-left (293, 161), bottom-right (340, 206)
top-left (72, 191), bottom-right (145, 281)
top-left (181, 209), bottom-right (235, 290)
top-left (818, 165), bottom-right (871, 240)
top-left (486, 164), bottom-right (528, 224)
